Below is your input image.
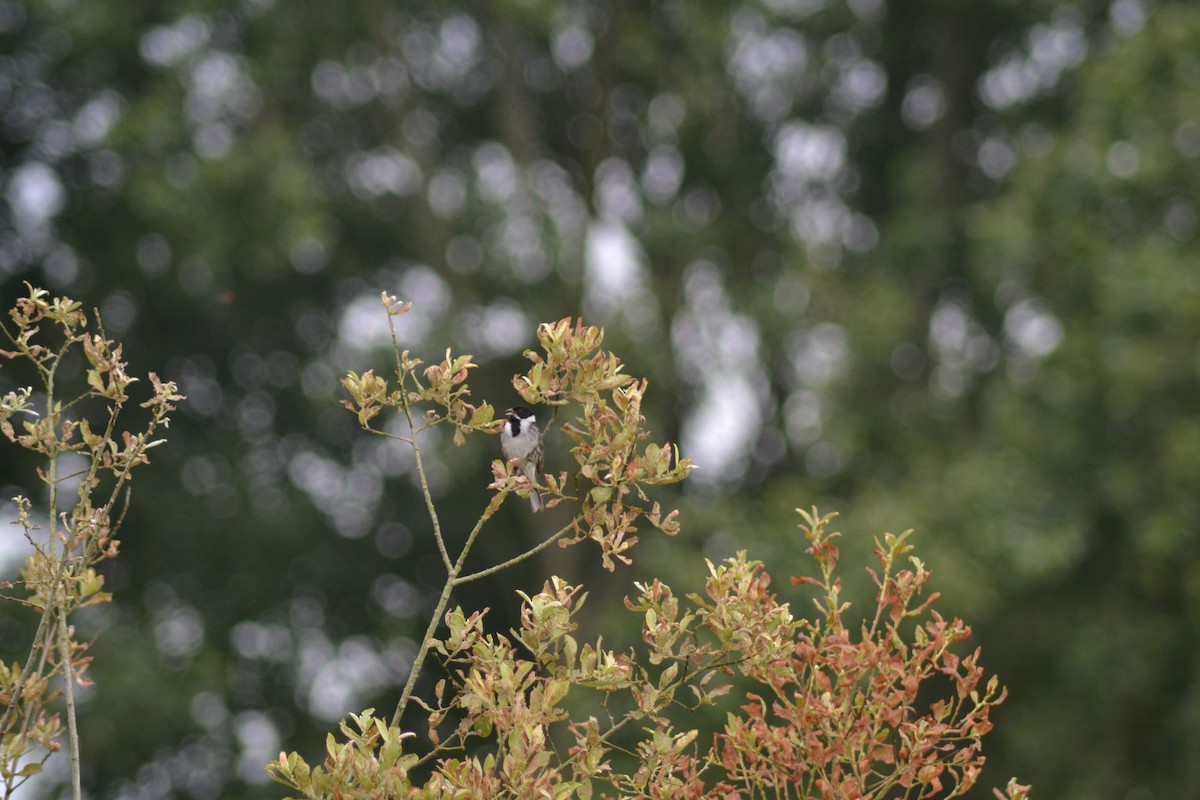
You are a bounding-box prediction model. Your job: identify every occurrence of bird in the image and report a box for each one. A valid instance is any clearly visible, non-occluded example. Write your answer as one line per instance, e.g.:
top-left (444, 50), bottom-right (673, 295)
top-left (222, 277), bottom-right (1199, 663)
top-left (500, 405), bottom-right (545, 512)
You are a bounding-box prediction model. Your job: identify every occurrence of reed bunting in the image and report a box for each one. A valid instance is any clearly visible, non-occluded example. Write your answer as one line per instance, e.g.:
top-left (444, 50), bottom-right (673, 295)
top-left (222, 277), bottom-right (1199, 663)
top-left (500, 405), bottom-right (544, 512)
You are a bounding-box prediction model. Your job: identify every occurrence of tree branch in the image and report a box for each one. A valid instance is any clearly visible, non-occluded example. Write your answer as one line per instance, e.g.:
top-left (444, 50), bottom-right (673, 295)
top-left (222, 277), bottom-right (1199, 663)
top-left (454, 519), bottom-right (577, 585)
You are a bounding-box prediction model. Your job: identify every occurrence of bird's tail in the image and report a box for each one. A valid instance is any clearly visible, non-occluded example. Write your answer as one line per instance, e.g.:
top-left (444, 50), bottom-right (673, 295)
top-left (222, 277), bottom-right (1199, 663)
top-left (525, 463), bottom-right (545, 513)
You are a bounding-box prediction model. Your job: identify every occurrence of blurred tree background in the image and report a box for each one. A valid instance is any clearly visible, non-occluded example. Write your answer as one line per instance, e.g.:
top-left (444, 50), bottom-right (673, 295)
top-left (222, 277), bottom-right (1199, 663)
top-left (2, 0), bottom-right (1198, 797)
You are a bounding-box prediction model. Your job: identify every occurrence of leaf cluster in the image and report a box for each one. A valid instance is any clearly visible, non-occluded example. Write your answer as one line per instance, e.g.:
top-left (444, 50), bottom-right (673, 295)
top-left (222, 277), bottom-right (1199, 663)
top-left (269, 502), bottom-right (1027, 798)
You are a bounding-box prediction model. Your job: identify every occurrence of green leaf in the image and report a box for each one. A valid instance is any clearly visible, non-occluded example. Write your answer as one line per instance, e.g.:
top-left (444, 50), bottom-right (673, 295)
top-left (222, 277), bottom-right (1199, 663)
top-left (469, 402), bottom-right (495, 426)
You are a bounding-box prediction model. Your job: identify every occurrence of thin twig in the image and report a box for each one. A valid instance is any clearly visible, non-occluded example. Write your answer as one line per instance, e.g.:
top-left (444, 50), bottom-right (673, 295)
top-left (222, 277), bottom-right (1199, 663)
top-left (390, 490), bottom-right (528, 727)
top-left (48, 345), bottom-right (81, 800)
top-left (390, 566), bottom-right (457, 729)
top-left (362, 428), bottom-right (414, 445)
top-left (56, 602), bottom-right (82, 800)
top-left (387, 321), bottom-right (453, 575)
top-left (400, 398), bottom-right (453, 573)
top-left (454, 521), bottom-right (576, 585)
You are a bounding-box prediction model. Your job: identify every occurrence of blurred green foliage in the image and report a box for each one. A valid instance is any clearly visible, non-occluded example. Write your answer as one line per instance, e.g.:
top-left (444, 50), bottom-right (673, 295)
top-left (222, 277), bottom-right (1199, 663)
top-left (1, 0), bottom-right (1198, 798)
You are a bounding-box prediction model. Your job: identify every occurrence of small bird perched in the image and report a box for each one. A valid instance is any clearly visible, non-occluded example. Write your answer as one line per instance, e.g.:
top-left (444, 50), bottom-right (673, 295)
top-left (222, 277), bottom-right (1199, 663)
top-left (500, 405), bottom-right (544, 512)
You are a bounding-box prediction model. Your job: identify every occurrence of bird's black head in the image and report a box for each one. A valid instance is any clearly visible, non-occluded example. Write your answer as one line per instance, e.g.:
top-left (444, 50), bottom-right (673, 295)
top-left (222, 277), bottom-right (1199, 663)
top-left (505, 405), bottom-right (535, 421)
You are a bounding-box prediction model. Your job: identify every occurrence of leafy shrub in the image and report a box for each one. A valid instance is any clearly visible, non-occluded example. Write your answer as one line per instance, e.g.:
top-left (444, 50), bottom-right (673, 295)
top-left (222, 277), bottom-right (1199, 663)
top-left (270, 296), bottom-right (1029, 800)
top-left (0, 285), bottom-right (181, 797)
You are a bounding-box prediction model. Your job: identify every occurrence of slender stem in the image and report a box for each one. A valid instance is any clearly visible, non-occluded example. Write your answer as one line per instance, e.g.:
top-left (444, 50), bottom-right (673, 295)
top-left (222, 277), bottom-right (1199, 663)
top-left (390, 567), bottom-right (458, 728)
top-left (454, 520), bottom-right (577, 585)
top-left (540, 407), bottom-right (558, 446)
top-left (48, 351), bottom-right (82, 800)
top-left (383, 312), bottom-right (455, 721)
top-left (414, 738), bottom-right (464, 769)
top-left (387, 324), bottom-right (453, 573)
top-left (399, 398), bottom-right (453, 573)
top-left (363, 429), bottom-right (413, 445)
top-left (384, 307), bottom-right (453, 568)
top-left (46, 363), bottom-right (60, 563)
top-left (866, 553), bottom-right (895, 640)
top-left (56, 602), bottom-right (82, 800)
top-left (390, 492), bottom-right (509, 727)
